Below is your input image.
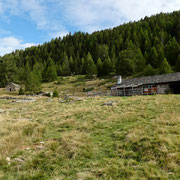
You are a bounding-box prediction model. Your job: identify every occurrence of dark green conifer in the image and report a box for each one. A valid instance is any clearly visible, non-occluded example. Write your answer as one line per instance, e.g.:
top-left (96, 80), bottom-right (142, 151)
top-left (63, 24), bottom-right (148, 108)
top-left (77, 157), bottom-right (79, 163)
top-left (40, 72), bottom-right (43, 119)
top-left (61, 53), bottom-right (71, 76)
top-left (25, 72), bottom-right (41, 93)
top-left (144, 64), bottom-right (157, 76)
top-left (159, 58), bottom-right (173, 74)
top-left (44, 57), bottom-right (58, 82)
top-left (97, 58), bottom-right (103, 76)
top-left (85, 53), bottom-right (97, 78)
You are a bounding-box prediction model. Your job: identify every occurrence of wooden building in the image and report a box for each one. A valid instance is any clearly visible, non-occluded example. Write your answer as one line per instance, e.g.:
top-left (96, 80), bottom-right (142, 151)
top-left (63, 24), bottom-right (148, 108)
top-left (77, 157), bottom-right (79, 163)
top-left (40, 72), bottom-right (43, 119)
top-left (6, 83), bottom-right (21, 92)
top-left (111, 73), bottom-right (180, 96)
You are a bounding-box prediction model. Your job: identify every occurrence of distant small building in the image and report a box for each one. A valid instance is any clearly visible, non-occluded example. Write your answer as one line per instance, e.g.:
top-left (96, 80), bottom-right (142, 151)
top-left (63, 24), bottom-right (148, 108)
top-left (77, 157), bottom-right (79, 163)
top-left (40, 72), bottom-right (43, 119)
top-left (111, 73), bottom-right (180, 96)
top-left (6, 83), bottom-right (21, 92)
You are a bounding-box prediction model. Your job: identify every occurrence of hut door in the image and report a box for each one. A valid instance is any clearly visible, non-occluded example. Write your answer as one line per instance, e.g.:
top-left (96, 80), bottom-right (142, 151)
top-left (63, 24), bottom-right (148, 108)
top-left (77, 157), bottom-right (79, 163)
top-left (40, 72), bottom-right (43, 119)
top-left (170, 83), bottom-right (180, 94)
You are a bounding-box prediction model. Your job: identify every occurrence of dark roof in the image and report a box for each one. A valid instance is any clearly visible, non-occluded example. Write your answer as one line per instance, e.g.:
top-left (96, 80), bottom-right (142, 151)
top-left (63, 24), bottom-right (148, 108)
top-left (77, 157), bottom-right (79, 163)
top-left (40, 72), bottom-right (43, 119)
top-left (7, 83), bottom-right (21, 88)
top-left (114, 73), bottom-right (180, 88)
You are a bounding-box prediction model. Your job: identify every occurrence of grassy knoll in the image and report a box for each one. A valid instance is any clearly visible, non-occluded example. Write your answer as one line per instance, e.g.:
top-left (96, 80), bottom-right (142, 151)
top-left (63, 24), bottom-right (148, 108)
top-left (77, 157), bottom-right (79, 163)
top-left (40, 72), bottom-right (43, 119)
top-left (0, 94), bottom-right (180, 179)
top-left (41, 75), bottom-right (115, 96)
top-left (0, 75), bottom-right (115, 97)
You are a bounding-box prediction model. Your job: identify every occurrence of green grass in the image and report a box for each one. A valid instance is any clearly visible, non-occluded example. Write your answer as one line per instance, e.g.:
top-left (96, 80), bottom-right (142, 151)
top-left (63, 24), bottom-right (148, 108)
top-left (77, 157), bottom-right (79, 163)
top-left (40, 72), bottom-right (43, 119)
top-left (0, 94), bottom-right (180, 179)
top-left (0, 76), bottom-right (180, 179)
top-left (0, 88), bottom-right (18, 96)
top-left (41, 75), bottom-right (116, 96)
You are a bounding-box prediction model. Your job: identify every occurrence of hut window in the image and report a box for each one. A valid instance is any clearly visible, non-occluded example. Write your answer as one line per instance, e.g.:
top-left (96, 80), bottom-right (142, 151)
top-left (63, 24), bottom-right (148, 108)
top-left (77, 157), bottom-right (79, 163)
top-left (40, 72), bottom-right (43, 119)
top-left (144, 85), bottom-right (155, 89)
top-left (144, 88), bottom-right (148, 91)
top-left (144, 85), bottom-right (152, 88)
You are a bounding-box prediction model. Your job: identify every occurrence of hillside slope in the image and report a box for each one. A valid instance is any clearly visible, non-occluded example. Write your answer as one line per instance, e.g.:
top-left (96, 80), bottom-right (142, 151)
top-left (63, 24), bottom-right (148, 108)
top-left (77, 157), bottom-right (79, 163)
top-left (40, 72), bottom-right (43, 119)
top-left (0, 95), bottom-right (179, 179)
top-left (0, 11), bottom-right (179, 87)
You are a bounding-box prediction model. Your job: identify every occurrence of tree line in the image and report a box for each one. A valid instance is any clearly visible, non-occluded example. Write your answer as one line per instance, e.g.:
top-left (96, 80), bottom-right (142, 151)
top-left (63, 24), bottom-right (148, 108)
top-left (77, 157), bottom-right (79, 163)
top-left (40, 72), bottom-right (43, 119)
top-left (0, 10), bottom-right (179, 92)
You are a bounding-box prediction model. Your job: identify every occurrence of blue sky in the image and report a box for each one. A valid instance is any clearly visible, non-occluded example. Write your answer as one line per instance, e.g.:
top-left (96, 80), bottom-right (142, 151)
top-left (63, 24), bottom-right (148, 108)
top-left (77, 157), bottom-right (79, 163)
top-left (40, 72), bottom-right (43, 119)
top-left (0, 0), bottom-right (179, 56)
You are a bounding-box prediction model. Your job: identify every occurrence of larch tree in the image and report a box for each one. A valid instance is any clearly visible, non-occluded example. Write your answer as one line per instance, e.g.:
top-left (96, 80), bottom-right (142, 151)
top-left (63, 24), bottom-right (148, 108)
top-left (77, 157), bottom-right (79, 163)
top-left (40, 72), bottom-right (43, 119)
top-left (85, 52), bottom-right (97, 78)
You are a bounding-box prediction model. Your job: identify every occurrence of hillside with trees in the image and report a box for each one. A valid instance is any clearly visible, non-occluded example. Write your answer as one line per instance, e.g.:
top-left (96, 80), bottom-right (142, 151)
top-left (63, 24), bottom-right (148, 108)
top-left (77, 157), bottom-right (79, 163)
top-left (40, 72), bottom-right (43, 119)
top-left (0, 11), bottom-right (179, 89)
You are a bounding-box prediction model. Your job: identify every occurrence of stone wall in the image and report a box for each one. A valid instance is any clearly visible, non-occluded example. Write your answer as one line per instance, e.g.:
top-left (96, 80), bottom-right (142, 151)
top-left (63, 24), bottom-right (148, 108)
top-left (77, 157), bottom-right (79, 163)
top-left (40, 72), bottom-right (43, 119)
top-left (111, 84), bottom-right (170, 96)
top-left (157, 84), bottom-right (170, 94)
top-left (6, 84), bottom-right (16, 91)
top-left (111, 86), bottom-right (143, 96)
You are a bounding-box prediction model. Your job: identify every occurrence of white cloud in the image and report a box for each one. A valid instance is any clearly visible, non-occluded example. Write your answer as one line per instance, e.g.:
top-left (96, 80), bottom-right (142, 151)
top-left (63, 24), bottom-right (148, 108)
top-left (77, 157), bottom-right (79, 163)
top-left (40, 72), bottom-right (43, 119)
top-left (0, 0), bottom-right (68, 35)
top-left (0, 0), bottom-right (179, 55)
top-left (0, 0), bottom-right (179, 35)
top-left (61, 0), bottom-right (180, 32)
top-left (0, 0), bottom-right (50, 29)
top-left (112, 0), bottom-right (180, 22)
top-left (20, 0), bottom-right (47, 29)
top-left (0, 36), bottom-right (35, 56)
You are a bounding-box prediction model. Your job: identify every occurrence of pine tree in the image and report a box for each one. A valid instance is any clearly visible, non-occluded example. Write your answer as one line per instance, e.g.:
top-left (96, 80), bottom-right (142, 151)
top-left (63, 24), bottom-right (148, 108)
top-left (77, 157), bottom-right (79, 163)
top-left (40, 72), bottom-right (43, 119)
top-left (97, 58), bottom-right (103, 76)
top-left (0, 56), bottom-right (18, 86)
top-left (144, 64), bottom-right (157, 76)
top-left (144, 39), bottom-right (151, 52)
top-left (132, 31), bottom-right (139, 46)
top-left (96, 44), bottom-right (109, 61)
top-left (25, 72), bottom-right (41, 93)
top-left (164, 37), bottom-right (180, 66)
top-left (85, 53), bottom-right (97, 78)
top-left (103, 56), bottom-right (112, 75)
top-left (69, 56), bottom-right (74, 72)
top-left (81, 57), bottom-right (86, 74)
top-left (33, 62), bottom-right (43, 82)
top-left (116, 58), bottom-right (135, 76)
top-left (116, 46), bottom-right (145, 75)
top-left (157, 45), bottom-right (165, 64)
top-left (159, 58), bottom-right (173, 74)
top-left (134, 48), bottom-right (146, 73)
top-left (61, 54), bottom-right (71, 76)
top-left (56, 64), bottom-right (63, 76)
top-left (149, 47), bottom-right (159, 68)
top-left (44, 57), bottom-right (57, 82)
top-left (24, 61), bottom-right (31, 82)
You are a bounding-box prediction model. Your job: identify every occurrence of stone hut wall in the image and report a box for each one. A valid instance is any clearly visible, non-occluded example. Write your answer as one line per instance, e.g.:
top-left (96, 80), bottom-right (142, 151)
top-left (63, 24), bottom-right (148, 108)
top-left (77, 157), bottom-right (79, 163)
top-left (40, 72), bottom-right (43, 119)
top-left (6, 84), bottom-right (20, 92)
top-left (6, 84), bottom-right (15, 91)
top-left (157, 84), bottom-right (170, 94)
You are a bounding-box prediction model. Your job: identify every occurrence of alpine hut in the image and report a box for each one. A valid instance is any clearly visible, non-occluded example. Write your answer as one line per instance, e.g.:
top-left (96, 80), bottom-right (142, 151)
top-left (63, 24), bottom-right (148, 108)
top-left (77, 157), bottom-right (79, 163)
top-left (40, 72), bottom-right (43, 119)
top-left (6, 83), bottom-right (21, 92)
top-left (111, 73), bottom-right (180, 96)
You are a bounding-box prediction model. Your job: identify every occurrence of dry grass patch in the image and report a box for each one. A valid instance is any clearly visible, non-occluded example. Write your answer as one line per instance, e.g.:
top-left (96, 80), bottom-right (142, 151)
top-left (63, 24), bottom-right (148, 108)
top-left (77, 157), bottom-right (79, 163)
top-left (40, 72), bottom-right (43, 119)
top-left (60, 130), bottom-right (93, 159)
top-left (0, 94), bottom-right (180, 179)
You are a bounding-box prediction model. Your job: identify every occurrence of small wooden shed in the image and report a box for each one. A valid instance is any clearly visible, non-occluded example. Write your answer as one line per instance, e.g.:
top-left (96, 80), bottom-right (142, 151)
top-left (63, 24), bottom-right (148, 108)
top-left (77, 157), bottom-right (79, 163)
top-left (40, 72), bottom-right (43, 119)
top-left (6, 83), bottom-right (21, 92)
top-left (111, 73), bottom-right (180, 96)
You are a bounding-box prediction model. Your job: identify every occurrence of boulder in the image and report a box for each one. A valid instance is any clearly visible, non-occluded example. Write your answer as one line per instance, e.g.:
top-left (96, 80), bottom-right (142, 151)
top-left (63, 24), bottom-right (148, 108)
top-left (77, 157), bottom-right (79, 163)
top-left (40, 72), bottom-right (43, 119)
top-left (103, 101), bottom-right (116, 106)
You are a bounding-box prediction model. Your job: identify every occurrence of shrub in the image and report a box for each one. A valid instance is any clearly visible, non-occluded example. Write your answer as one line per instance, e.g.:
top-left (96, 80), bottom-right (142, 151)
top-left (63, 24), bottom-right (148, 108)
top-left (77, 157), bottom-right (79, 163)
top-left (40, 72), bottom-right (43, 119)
top-left (18, 87), bottom-right (25, 95)
top-left (53, 89), bottom-right (59, 97)
top-left (83, 87), bottom-right (94, 92)
top-left (55, 80), bottom-right (64, 85)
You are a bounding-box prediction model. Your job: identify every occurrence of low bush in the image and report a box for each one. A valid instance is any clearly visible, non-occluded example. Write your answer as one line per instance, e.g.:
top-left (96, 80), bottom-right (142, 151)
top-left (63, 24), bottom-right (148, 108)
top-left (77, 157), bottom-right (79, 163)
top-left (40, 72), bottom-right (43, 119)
top-left (53, 89), bottom-right (59, 97)
top-left (83, 87), bottom-right (94, 92)
top-left (18, 87), bottom-right (25, 95)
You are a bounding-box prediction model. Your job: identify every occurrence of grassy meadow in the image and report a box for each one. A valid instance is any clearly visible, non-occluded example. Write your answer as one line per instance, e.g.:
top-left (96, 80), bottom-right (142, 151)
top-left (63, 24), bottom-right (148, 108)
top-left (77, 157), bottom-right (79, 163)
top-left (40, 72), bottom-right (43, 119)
top-left (41, 75), bottom-right (115, 96)
top-left (0, 76), bottom-right (180, 179)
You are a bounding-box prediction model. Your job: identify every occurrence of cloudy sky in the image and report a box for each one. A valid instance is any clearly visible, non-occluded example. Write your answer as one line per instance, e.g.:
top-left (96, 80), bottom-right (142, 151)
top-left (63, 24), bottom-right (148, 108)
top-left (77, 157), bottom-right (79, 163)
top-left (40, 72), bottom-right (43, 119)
top-left (0, 0), bottom-right (179, 56)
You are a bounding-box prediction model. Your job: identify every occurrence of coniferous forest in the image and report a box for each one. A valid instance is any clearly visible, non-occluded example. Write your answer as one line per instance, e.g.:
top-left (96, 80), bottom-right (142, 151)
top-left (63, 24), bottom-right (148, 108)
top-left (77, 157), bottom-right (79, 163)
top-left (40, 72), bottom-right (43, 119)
top-left (0, 11), bottom-right (179, 89)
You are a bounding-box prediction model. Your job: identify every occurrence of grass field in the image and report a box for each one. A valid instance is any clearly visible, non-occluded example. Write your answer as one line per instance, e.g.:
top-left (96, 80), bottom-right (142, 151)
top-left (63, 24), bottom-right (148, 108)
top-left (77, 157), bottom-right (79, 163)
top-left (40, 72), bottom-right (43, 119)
top-left (0, 76), bottom-right (180, 179)
top-left (0, 75), bottom-right (115, 97)
top-left (41, 75), bottom-right (115, 96)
